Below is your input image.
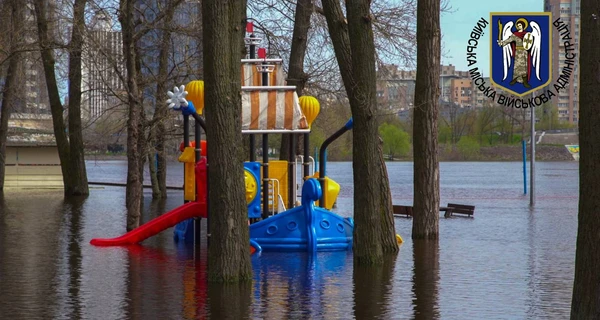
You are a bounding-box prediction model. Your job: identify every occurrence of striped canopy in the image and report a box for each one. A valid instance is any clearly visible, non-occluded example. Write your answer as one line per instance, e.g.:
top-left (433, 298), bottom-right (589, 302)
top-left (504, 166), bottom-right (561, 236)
top-left (241, 86), bottom-right (309, 133)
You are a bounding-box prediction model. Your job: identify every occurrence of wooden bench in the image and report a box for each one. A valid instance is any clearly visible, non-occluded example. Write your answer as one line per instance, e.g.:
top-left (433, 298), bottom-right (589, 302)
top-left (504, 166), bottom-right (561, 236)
top-left (393, 205), bottom-right (413, 218)
top-left (443, 203), bottom-right (475, 218)
top-left (393, 204), bottom-right (475, 218)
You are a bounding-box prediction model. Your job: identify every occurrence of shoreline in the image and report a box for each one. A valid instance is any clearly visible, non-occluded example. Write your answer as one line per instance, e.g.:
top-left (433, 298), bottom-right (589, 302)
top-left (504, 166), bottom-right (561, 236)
top-left (85, 145), bottom-right (576, 162)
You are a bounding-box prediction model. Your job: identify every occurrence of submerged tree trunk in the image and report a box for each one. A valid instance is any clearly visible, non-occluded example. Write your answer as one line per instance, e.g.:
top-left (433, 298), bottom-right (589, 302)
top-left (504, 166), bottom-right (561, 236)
top-left (0, 0), bottom-right (24, 190)
top-left (322, 0), bottom-right (398, 264)
top-left (376, 137), bottom-right (398, 251)
top-left (570, 1), bottom-right (600, 318)
top-left (66, 0), bottom-right (89, 196)
top-left (203, 0), bottom-right (251, 282)
top-left (412, 240), bottom-right (440, 319)
top-left (120, 0), bottom-right (144, 230)
top-left (353, 255), bottom-right (396, 318)
top-left (34, 0), bottom-right (72, 190)
top-left (279, 0), bottom-right (312, 161)
top-left (148, 153), bottom-right (160, 197)
top-left (412, 0), bottom-right (440, 239)
top-left (34, 0), bottom-right (89, 196)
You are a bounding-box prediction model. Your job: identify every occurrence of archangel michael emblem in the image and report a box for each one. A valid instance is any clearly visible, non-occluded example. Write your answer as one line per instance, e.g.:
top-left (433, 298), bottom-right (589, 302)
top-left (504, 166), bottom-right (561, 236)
top-left (490, 13), bottom-right (552, 96)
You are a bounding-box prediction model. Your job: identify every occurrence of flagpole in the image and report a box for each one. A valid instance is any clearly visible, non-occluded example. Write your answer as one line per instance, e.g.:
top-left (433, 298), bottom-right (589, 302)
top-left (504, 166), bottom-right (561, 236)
top-left (530, 94), bottom-right (535, 207)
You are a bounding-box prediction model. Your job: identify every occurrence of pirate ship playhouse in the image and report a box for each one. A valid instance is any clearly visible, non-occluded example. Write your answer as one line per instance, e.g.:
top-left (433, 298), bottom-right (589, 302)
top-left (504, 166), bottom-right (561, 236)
top-left (91, 22), bottom-right (355, 253)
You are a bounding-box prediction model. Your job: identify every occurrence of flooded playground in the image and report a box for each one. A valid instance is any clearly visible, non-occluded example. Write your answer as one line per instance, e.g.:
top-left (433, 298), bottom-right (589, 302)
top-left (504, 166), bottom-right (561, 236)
top-left (0, 161), bottom-right (578, 319)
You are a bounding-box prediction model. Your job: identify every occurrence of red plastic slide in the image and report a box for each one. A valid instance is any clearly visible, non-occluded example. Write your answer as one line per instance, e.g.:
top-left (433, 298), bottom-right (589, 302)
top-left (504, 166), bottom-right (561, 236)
top-left (90, 202), bottom-right (206, 246)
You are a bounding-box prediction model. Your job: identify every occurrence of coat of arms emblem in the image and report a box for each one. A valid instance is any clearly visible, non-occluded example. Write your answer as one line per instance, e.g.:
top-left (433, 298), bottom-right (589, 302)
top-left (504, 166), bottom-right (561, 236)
top-left (490, 13), bottom-right (552, 97)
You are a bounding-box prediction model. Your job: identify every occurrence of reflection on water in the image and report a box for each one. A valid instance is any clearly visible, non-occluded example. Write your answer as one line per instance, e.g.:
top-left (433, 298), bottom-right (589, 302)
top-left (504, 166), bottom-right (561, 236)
top-left (354, 256), bottom-right (396, 319)
top-left (412, 240), bottom-right (440, 320)
top-left (0, 161), bottom-right (579, 319)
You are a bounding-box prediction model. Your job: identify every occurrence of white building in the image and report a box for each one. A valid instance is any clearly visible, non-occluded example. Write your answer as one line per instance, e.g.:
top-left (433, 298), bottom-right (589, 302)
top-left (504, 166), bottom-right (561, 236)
top-left (81, 9), bottom-right (125, 120)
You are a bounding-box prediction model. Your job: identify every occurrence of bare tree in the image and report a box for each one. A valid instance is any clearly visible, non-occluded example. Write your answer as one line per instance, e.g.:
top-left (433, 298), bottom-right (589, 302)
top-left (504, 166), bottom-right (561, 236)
top-left (279, 0), bottom-right (313, 161)
top-left (321, 0), bottom-right (398, 264)
top-left (203, 0), bottom-right (252, 282)
top-left (412, 0), bottom-right (440, 239)
top-left (147, 0), bottom-right (178, 199)
top-left (118, 0), bottom-right (145, 230)
top-left (474, 103), bottom-right (500, 145)
top-left (33, 0), bottom-right (89, 196)
top-left (570, 0), bottom-right (600, 317)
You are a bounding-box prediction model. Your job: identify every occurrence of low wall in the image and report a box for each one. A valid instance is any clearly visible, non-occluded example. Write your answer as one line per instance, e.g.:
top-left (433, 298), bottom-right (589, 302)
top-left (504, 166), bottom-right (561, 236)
top-left (539, 132), bottom-right (578, 145)
top-left (4, 146), bottom-right (63, 188)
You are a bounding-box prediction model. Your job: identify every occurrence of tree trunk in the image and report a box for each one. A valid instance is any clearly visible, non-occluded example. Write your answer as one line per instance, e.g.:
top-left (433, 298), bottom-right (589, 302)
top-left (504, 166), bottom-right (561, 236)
top-left (279, 0), bottom-right (312, 161)
top-left (149, 0), bottom-right (176, 199)
top-left (120, 0), bottom-right (144, 230)
top-left (377, 137), bottom-right (397, 251)
top-left (148, 152), bottom-right (160, 197)
top-left (412, 0), bottom-right (440, 239)
top-left (322, 0), bottom-right (398, 264)
top-left (203, 0), bottom-right (251, 283)
top-left (33, 0), bottom-right (73, 192)
top-left (66, 0), bottom-right (89, 196)
top-left (0, 0), bottom-right (24, 190)
top-left (571, 1), bottom-right (600, 318)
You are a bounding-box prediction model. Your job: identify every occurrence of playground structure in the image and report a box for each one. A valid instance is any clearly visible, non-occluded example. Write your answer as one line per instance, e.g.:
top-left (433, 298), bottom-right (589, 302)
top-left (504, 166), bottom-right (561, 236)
top-left (90, 22), bottom-right (363, 253)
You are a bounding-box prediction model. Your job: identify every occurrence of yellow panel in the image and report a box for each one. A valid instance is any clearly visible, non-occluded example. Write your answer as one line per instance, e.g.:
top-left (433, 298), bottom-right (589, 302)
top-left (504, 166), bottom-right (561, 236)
top-left (178, 147), bottom-right (196, 163)
top-left (184, 162), bottom-right (195, 201)
top-left (261, 160), bottom-right (289, 208)
top-left (312, 172), bottom-right (340, 210)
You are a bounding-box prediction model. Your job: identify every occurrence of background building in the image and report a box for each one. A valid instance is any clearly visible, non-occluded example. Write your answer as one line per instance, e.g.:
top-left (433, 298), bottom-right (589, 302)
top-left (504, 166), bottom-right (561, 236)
top-left (545, 0), bottom-right (580, 123)
top-left (82, 9), bottom-right (125, 120)
top-left (19, 0), bottom-right (53, 117)
top-left (451, 78), bottom-right (473, 107)
top-left (136, 0), bottom-right (201, 114)
top-left (5, 1), bottom-right (56, 148)
top-left (377, 64), bottom-right (478, 122)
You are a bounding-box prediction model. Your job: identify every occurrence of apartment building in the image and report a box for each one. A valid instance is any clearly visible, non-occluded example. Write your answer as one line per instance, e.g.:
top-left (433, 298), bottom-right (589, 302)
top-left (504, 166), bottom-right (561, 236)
top-left (545, 0), bottom-right (580, 123)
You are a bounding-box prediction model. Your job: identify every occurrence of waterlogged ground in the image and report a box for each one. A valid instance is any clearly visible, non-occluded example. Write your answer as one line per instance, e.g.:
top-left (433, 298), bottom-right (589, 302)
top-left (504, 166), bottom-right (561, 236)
top-left (0, 161), bottom-right (578, 319)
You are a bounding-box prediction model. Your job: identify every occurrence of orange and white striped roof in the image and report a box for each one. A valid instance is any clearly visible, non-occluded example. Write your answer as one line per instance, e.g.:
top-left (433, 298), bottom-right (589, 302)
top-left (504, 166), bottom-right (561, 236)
top-left (241, 59), bottom-right (286, 86)
top-left (241, 86), bottom-right (309, 132)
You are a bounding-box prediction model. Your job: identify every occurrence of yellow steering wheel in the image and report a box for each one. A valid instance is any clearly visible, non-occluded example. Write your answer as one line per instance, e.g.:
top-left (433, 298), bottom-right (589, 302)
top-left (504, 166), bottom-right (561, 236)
top-left (244, 170), bottom-right (258, 204)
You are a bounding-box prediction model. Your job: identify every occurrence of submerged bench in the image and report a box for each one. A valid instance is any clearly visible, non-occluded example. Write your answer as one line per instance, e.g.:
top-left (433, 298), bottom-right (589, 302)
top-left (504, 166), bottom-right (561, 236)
top-left (393, 203), bottom-right (475, 218)
top-left (442, 203), bottom-right (475, 218)
top-left (393, 205), bottom-right (413, 218)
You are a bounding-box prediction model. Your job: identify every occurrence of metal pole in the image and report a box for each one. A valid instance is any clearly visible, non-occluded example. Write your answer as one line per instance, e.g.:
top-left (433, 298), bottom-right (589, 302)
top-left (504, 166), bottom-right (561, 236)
top-left (287, 134), bottom-right (296, 209)
top-left (522, 140), bottom-right (527, 194)
top-left (183, 115), bottom-right (189, 204)
top-left (530, 105), bottom-right (535, 206)
top-left (191, 113), bottom-right (208, 244)
top-left (319, 119), bottom-right (353, 207)
top-left (261, 60), bottom-right (269, 218)
top-left (248, 42), bottom-right (256, 162)
top-left (249, 136), bottom-right (255, 161)
top-left (194, 121), bottom-right (201, 245)
top-left (303, 133), bottom-right (310, 180)
top-left (262, 136), bottom-right (269, 219)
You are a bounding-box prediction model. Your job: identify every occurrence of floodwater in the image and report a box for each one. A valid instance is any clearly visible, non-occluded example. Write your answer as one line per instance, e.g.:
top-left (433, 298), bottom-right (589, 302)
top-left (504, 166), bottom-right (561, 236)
top-left (0, 161), bottom-right (578, 319)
